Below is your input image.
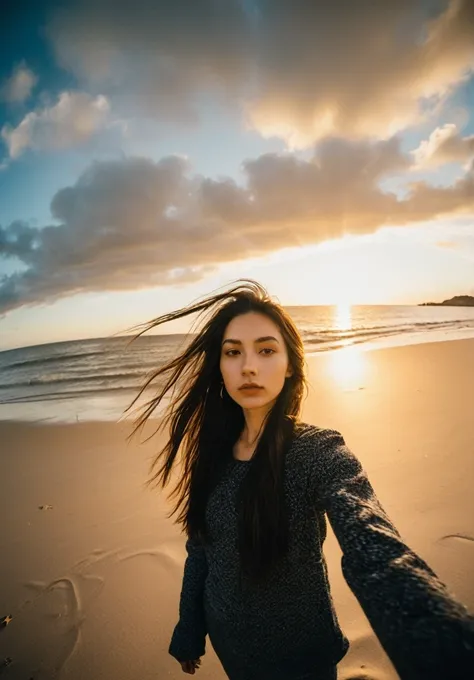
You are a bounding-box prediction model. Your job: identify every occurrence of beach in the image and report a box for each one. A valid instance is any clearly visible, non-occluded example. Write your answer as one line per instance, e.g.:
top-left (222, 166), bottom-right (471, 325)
top-left (1, 337), bottom-right (473, 679)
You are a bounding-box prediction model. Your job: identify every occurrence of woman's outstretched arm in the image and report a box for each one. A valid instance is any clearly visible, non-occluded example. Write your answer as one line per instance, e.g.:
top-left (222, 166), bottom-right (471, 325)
top-left (308, 427), bottom-right (474, 680)
top-left (168, 535), bottom-right (208, 663)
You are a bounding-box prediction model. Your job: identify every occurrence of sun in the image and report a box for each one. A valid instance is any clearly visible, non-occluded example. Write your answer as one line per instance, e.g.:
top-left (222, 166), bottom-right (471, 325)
top-left (334, 296), bottom-right (354, 307)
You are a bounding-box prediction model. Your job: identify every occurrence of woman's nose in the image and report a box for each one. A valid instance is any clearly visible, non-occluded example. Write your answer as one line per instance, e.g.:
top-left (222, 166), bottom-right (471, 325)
top-left (241, 361), bottom-right (257, 373)
top-left (240, 352), bottom-right (258, 373)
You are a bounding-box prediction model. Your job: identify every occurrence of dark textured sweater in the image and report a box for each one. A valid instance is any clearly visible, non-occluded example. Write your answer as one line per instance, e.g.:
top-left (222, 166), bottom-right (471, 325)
top-left (168, 422), bottom-right (474, 679)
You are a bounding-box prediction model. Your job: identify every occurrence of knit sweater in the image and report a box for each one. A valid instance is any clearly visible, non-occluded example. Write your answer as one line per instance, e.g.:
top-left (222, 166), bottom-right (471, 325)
top-left (168, 423), bottom-right (474, 679)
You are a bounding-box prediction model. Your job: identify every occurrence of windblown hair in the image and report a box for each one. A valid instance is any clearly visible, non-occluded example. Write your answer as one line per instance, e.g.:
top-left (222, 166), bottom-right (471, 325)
top-left (123, 279), bottom-right (309, 585)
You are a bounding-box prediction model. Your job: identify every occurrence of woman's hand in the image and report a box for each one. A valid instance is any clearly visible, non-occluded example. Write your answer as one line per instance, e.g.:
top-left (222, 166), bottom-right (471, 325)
top-left (180, 658), bottom-right (201, 674)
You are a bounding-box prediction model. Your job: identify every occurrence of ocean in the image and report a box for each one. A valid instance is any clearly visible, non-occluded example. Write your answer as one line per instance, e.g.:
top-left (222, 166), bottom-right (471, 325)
top-left (1, 304), bottom-right (474, 424)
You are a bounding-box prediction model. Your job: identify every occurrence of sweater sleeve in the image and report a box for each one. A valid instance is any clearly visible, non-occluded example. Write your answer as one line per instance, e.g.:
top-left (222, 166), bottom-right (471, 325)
top-left (168, 535), bottom-right (208, 663)
top-left (309, 427), bottom-right (474, 680)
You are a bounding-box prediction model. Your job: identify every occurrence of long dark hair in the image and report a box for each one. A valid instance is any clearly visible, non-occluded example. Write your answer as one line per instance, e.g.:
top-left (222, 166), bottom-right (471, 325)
top-left (123, 279), bottom-right (309, 585)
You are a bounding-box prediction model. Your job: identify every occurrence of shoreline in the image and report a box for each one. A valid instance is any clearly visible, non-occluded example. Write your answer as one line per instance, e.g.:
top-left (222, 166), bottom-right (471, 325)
top-left (1, 334), bottom-right (474, 425)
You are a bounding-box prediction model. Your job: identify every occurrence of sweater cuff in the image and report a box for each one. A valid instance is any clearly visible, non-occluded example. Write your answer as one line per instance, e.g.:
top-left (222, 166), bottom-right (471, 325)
top-left (168, 620), bottom-right (207, 663)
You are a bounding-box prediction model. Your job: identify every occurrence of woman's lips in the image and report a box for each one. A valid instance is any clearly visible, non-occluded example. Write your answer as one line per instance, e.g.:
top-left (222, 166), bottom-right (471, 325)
top-left (240, 386), bottom-right (263, 392)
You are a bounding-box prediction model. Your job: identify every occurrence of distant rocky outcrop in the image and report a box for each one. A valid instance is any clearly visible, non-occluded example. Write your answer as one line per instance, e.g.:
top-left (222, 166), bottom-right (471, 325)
top-left (418, 295), bottom-right (474, 307)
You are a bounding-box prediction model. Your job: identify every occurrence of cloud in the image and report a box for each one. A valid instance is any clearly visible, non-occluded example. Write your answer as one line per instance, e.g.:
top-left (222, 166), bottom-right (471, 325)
top-left (403, 157), bottom-right (474, 222)
top-left (435, 233), bottom-right (474, 262)
top-left (46, 0), bottom-right (252, 124)
top-left (435, 240), bottom-right (458, 249)
top-left (45, 0), bottom-right (474, 147)
top-left (0, 62), bottom-right (37, 104)
top-left (412, 123), bottom-right (474, 168)
top-left (1, 138), bottom-right (473, 314)
top-left (1, 91), bottom-right (111, 159)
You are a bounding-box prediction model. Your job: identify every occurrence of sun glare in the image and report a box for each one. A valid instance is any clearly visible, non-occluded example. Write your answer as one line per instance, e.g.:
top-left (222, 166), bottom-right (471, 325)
top-left (324, 304), bottom-right (369, 389)
top-left (334, 303), bottom-right (353, 329)
top-left (326, 345), bottom-right (368, 390)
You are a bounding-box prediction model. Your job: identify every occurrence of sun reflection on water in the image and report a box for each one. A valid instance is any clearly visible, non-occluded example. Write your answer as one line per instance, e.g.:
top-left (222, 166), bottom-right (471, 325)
top-left (334, 303), bottom-right (353, 331)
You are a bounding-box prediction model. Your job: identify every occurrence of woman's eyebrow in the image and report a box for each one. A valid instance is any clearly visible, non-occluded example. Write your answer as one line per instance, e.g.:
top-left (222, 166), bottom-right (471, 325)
top-left (222, 336), bottom-right (280, 346)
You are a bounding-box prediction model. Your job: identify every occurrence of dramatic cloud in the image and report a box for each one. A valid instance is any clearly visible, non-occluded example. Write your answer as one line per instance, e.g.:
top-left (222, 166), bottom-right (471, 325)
top-left (0, 62), bottom-right (37, 104)
top-left (1, 138), bottom-right (473, 314)
top-left (402, 158), bottom-right (474, 221)
top-left (46, 0), bottom-right (252, 124)
top-left (1, 91), bottom-right (111, 159)
top-left (45, 0), bottom-right (474, 146)
top-left (412, 124), bottom-right (474, 168)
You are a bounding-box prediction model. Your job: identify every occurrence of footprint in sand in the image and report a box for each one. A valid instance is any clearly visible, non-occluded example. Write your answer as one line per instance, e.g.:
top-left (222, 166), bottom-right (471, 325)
top-left (0, 573), bottom-right (103, 679)
top-left (437, 532), bottom-right (474, 563)
top-left (438, 533), bottom-right (474, 545)
top-left (0, 545), bottom-right (179, 679)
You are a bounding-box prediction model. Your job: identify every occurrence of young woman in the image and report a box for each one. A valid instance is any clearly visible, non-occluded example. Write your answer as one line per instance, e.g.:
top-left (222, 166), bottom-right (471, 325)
top-left (125, 280), bottom-right (474, 680)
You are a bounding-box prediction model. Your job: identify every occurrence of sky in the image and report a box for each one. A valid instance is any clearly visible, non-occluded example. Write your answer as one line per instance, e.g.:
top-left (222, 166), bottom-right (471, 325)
top-left (1, 0), bottom-right (474, 351)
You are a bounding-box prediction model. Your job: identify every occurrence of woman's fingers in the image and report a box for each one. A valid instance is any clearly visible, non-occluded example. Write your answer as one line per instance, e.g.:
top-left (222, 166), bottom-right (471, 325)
top-left (180, 660), bottom-right (199, 674)
top-left (180, 658), bottom-right (201, 674)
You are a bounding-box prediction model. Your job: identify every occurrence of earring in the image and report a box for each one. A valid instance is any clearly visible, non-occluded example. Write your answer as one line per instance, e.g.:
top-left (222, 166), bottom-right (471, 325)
top-left (220, 381), bottom-right (224, 399)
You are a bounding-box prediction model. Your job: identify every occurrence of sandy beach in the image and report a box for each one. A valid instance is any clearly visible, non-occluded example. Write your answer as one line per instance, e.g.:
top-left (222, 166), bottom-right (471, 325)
top-left (1, 337), bottom-right (473, 680)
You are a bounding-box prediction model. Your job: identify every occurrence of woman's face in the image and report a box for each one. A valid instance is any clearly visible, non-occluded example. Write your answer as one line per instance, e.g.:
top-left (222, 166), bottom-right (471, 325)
top-left (219, 312), bottom-right (293, 410)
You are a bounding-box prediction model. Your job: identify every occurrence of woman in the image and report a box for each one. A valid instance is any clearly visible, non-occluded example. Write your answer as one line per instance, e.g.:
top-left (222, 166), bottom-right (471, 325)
top-left (125, 280), bottom-right (474, 680)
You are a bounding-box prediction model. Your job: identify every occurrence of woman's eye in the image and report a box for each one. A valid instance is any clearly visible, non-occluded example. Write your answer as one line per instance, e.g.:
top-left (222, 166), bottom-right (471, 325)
top-left (225, 348), bottom-right (275, 356)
